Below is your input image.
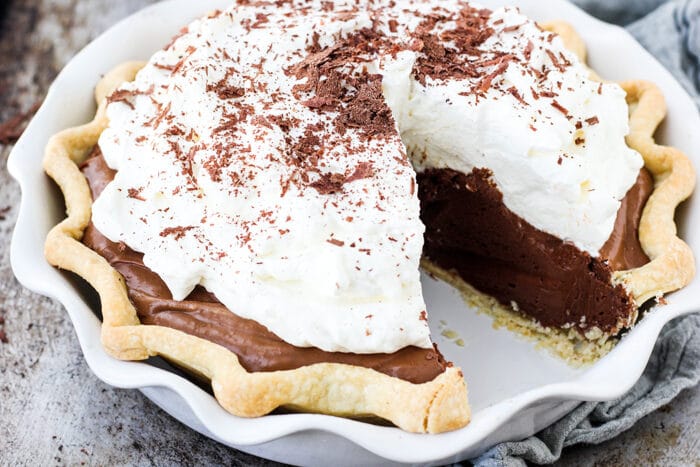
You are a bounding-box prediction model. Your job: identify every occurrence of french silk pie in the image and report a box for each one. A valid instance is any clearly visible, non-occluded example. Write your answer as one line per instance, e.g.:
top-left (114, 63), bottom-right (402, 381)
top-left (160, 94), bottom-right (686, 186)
top-left (44, 0), bottom-right (695, 433)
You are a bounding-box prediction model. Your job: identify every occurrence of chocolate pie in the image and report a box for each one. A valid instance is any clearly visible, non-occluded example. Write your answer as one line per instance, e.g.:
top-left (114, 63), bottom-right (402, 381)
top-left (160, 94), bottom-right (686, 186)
top-left (43, 1), bottom-right (694, 433)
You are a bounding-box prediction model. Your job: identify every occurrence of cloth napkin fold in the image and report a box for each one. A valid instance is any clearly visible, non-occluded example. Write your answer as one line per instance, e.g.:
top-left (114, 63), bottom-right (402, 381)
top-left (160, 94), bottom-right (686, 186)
top-left (473, 1), bottom-right (700, 465)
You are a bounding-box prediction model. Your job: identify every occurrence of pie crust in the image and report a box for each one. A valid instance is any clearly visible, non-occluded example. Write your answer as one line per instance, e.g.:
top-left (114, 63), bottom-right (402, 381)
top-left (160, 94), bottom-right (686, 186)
top-left (422, 22), bottom-right (695, 365)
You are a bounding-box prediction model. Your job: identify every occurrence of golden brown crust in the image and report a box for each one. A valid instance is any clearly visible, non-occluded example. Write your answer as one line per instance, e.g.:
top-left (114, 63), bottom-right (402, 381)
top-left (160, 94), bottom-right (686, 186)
top-left (615, 80), bottom-right (696, 304)
top-left (43, 63), bottom-right (470, 434)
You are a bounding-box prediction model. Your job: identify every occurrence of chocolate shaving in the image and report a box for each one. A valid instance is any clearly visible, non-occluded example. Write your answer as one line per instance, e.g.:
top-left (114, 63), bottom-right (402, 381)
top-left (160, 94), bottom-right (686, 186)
top-left (159, 225), bottom-right (195, 240)
top-left (336, 76), bottom-right (394, 138)
top-left (310, 172), bottom-right (347, 194)
top-left (545, 49), bottom-right (567, 72)
top-left (413, 7), bottom-right (496, 87)
top-left (551, 100), bottom-right (569, 116)
top-left (207, 76), bottom-right (245, 99)
top-left (507, 86), bottom-right (526, 105)
top-left (503, 23), bottom-right (523, 32)
top-left (310, 162), bottom-right (374, 195)
top-left (345, 161), bottom-right (374, 183)
top-left (302, 95), bottom-right (336, 110)
top-left (109, 85), bottom-right (155, 113)
top-left (388, 19), bottom-right (398, 32)
top-left (107, 90), bottom-right (137, 109)
top-left (127, 188), bottom-right (146, 201)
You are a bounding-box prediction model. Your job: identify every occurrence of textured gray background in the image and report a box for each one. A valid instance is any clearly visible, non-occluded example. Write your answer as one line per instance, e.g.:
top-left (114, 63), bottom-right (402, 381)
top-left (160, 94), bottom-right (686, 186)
top-left (0, 1), bottom-right (698, 465)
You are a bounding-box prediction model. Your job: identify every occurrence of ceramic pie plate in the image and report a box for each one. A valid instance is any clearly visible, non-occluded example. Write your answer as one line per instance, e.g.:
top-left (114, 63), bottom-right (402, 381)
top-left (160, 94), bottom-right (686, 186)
top-left (8, 0), bottom-right (700, 464)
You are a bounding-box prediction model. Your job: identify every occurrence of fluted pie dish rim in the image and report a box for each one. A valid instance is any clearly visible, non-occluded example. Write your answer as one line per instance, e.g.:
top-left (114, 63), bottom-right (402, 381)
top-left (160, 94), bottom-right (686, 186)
top-left (8, 0), bottom-right (700, 463)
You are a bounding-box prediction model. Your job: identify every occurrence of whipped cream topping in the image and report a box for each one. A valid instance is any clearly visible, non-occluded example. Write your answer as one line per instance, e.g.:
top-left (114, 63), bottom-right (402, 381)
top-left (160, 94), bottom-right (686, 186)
top-left (94, 3), bottom-right (429, 354)
top-left (383, 4), bottom-right (643, 255)
top-left (93, 0), bottom-right (643, 353)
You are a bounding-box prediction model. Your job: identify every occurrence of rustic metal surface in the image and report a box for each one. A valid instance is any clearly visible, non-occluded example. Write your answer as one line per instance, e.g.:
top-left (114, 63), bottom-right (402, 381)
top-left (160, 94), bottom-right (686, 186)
top-left (0, 1), bottom-right (697, 465)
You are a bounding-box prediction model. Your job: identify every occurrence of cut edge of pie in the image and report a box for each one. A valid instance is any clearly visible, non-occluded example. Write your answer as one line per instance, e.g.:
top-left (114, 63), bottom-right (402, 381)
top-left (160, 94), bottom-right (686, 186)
top-left (42, 61), bottom-right (470, 435)
top-left (417, 22), bottom-right (696, 365)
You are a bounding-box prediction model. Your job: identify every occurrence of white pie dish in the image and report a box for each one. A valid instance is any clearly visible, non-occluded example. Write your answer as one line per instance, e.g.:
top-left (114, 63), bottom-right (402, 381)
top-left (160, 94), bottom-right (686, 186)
top-left (7, 0), bottom-right (700, 464)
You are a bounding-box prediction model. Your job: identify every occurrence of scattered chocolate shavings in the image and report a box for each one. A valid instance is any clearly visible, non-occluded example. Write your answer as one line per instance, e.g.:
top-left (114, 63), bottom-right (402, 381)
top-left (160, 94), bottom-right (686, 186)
top-left (336, 76), bottom-right (394, 138)
top-left (106, 90), bottom-right (136, 109)
top-left (0, 101), bottom-right (41, 145)
top-left (252, 13), bottom-right (269, 28)
top-left (171, 45), bottom-right (198, 75)
top-left (575, 137), bottom-right (585, 145)
top-left (345, 162), bottom-right (374, 183)
top-left (302, 95), bottom-right (336, 110)
top-left (506, 86), bottom-right (526, 105)
top-left (503, 23), bottom-right (524, 32)
top-left (310, 161), bottom-right (375, 195)
top-left (153, 62), bottom-right (176, 72)
top-left (310, 172), bottom-right (346, 194)
top-left (159, 226), bottom-right (195, 240)
top-left (421, 33), bottom-right (447, 60)
top-left (206, 80), bottom-right (245, 99)
top-left (545, 49), bottom-right (567, 72)
top-left (585, 116), bottom-right (599, 126)
top-left (165, 126), bottom-right (185, 136)
top-left (388, 19), bottom-right (398, 33)
top-left (292, 130), bottom-right (323, 161)
top-left (551, 100), bottom-right (569, 116)
top-left (413, 6), bottom-right (496, 87)
top-left (109, 86), bottom-right (155, 112)
top-left (327, 238), bottom-right (345, 247)
top-left (127, 188), bottom-right (146, 201)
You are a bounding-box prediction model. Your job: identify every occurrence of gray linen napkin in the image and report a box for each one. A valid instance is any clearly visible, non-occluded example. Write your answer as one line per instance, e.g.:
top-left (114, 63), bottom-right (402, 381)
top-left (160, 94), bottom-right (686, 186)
top-left (472, 1), bottom-right (700, 465)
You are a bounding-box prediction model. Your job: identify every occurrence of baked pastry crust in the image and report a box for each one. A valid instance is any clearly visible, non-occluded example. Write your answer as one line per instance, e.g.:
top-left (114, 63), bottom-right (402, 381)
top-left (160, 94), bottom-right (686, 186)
top-left (425, 22), bottom-right (695, 364)
top-left (43, 62), bottom-right (470, 434)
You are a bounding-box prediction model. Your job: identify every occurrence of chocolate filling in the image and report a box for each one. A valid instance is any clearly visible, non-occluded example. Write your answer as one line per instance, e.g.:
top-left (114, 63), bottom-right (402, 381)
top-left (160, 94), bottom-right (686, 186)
top-left (418, 167), bottom-right (653, 335)
top-left (80, 136), bottom-right (653, 377)
top-left (80, 147), bottom-right (448, 384)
